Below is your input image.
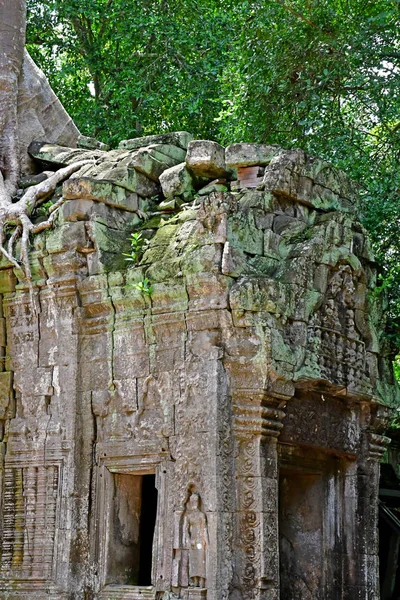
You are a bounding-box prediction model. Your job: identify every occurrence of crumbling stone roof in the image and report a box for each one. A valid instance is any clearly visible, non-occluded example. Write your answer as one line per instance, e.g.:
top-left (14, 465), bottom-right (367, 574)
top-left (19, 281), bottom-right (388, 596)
top-left (10, 132), bottom-right (397, 408)
top-left (27, 133), bottom-right (359, 216)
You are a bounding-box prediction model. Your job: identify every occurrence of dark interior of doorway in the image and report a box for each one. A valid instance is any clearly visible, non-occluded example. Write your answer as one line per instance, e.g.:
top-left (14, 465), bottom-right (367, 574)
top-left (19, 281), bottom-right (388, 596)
top-left (138, 473), bottom-right (158, 585)
top-left (379, 464), bottom-right (400, 600)
top-left (107, 472), bottom-right (158, 587)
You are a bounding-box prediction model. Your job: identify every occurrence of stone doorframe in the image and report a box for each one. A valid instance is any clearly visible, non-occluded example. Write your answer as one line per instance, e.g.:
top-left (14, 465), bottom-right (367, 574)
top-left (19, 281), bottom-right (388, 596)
top-left (93, 447), bottom-right (169, 599)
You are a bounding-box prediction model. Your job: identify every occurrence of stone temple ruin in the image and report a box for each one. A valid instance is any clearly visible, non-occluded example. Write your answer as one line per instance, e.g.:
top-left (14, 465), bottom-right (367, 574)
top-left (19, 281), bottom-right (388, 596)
top-left (0, 132), bottom-right (398, 599)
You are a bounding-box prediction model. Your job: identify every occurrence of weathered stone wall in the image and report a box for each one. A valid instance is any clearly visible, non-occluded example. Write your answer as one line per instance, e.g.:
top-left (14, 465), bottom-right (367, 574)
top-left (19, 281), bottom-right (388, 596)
top-left (0, 134), bottom-right (397, 599)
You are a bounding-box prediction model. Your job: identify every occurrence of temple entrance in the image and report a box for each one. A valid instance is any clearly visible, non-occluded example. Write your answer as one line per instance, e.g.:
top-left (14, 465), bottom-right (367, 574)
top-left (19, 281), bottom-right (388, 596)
top-left (106, 473), bottom-right (158, 586)
top-left (379, 464), bottom-right (400, 599)
top-left (278, 446), bottom-right (343, 600)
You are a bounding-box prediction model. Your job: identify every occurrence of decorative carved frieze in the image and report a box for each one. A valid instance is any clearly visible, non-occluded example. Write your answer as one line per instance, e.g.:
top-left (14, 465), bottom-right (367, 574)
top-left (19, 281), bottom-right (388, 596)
top-left (232, 393), bottom-right (286, 599)
top-left (0, 465), bottom-right (59, 580)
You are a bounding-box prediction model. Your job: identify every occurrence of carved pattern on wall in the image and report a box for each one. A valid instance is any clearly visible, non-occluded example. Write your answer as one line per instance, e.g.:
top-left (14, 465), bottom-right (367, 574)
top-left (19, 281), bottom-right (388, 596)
top-left (0, 465), bottom-right (58, 580)
top-left (233, 403), bottom-right (285, 440)
top-left (237, 439), bottom-right (261, 597)
top-left (232, 394), bottom-right (285, 599)
top-left (304, 266), bottom-right (369, 391)
top-left (172, 491), bottom-right (208, 590)
top-left (280, 393), bottom-right (360, 455)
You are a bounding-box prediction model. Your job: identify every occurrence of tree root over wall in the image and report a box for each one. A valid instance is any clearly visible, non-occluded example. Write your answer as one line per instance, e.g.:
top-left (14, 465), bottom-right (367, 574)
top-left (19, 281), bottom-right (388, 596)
top-left (0, 160), bottom-right (93, 283)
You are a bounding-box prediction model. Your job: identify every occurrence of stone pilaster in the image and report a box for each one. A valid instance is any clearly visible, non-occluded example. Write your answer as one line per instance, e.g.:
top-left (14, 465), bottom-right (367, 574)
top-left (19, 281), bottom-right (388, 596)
top-left (343, 406), bottom-right (391, 600)
top-left (232, 391), bottom-right (286, 600)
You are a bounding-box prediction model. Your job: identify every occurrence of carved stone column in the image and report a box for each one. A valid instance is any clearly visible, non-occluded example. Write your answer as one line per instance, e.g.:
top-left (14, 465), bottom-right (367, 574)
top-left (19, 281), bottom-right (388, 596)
top-left (232, 391), bottom-right (286, 600)
top-left (343, 405), bottom-right (391, 600)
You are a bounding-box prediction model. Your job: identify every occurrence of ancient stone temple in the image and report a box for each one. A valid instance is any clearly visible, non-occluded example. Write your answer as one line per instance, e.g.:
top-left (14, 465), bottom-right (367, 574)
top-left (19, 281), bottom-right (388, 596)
top-left (0, 134), bottom-right (398, 599)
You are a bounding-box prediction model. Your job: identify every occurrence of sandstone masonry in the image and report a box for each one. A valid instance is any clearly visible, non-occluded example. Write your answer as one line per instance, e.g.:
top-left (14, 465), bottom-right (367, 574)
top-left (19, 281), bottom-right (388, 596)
top-left (0, 134), bottom-right (397, 599)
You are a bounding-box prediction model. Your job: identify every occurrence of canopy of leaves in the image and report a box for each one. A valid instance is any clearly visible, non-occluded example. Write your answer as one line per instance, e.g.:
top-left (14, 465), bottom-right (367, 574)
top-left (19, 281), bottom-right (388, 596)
top-left (26, 0), bottom-right (232, 145)
top-left (27, 0), bottom-right (400, 345)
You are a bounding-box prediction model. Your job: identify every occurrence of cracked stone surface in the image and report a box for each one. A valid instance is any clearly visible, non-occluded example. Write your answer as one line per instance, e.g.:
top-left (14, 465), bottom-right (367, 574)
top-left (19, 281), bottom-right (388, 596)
top-left (0, 136), bottom-right (397, 599)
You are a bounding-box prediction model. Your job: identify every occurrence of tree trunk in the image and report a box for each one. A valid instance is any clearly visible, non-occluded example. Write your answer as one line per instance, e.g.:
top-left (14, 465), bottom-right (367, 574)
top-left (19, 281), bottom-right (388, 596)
top-left (18, 50), bottom-right (80, 176)
top-left (0, 0), bottom-right (83, 284)
top-left (0, 0), bottom-right (26, 201)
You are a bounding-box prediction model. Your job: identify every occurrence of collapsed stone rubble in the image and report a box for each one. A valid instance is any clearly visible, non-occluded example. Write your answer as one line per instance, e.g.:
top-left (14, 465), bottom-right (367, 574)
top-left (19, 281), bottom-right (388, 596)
top-left (0, 132), bottom-right (397, 599)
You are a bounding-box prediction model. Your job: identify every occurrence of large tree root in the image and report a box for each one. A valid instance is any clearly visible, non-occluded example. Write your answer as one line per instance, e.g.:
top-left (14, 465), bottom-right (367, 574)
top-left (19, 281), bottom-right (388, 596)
top-left (0, 159), bottom-right (93, 288)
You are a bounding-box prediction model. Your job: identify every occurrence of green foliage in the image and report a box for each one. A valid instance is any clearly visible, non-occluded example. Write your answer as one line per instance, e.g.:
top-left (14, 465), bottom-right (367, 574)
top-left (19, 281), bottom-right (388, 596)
top-left (131, 277), bottom-right (153, 296)
top-left (35, 200), bottom-right (54, 217)
top-left (394, 356), bottom-right (400, 382)
top-left (218, 0), bottom-right (400, 343)
top-left (123, 232), bottom-right (152, 295)
top-left (123, 232), bottom-right (148, 265)
top-left (26, 0), bottom-right (400, 345)
top-left (26, 0), bottom-right (232, 145)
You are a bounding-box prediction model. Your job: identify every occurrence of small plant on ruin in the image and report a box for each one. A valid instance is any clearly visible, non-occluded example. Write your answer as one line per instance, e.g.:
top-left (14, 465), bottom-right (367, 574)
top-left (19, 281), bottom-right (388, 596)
top-left (123, 232), bottom-right (148, 265)
top-left (131, 277), bottom-right (153, 296)
top-left (36, 199), bottom-right (54, 217)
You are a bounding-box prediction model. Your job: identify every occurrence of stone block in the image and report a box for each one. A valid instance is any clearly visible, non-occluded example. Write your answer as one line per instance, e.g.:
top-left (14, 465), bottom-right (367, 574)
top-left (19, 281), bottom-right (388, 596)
top-left (87, 221), bottom-right (131, 256)
top-left (63, 171), bottom-right (155, 202)
top-left (43, 248), bottom-right (88, 282)
top-left (181, 244), bottom-right (222, 276)
top-left (61, 198), bottom-right (95, 221)
top-left (198, 180), bottom-right (228, 195)
top-left (0, 268), bottom-right (16, 293)
top-left (148, 143), bottom-right (187, 163)
top-left (187, 589), bottom-right (207, 600)
top-left (186, 273), bottom-right (232, 311)
top-left (221, 242), bottom-right (247, 277)
top-left (14, 367), bottom-right (53, 396)
top-left (113, 350), bottom-right (150, 379)
top-left (119, 131), bottom-right (193, 150)
top-left (0, 318), bottom-right (5, 347)
top-left (63, 177), bottom-right (139, 209)
top-left (46, 221), bottom-right (88, 254)
top-left (146, 258), bottom-right (182, 283)
top-left (28, 141), bottom-right (104, 166)
top-left (79, 358), bottom-right (113, 391)
top-left (151, 313), bottom-right (187, 346)
top-left (150, 280), bottom-right (189, 314)
top-left (159, 162), bottom-right (196, 199)
top-left (186, 140), bottom-right (228, 178)
top-left (225, 143), bottom-right (281, 168)
top-left (0, 371), bottom-right (12, 417)
top-left (77, 135), bottom-right (109, 151)
top-left (264, 230), bottom-right (281, 258)
top-left (130, 146), bottom-right (183, 181)
top-left (228, 210), bottom-right (264, 255)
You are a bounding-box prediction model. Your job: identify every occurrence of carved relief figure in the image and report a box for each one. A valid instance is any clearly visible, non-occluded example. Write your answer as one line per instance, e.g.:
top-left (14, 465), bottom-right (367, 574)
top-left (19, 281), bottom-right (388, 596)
top-left (182, 493), bottom-right (208, 588)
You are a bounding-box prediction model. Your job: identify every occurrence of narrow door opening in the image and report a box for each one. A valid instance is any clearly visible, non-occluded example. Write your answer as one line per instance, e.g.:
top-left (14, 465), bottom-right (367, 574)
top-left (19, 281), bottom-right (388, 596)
top-left (278, 448), bottom-right (343, 600)
top-left (379, 464), bottom-right (400, 599)
top-left (106, 472), bottom-right (158, 587)
top-left (279, 467), bottom-right (324, 599)
top-left (138, 474), bottom-right (158, 585)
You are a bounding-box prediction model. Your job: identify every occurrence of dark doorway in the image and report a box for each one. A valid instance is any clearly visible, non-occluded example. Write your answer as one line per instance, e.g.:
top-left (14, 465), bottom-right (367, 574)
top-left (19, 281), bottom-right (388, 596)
top-left (379, 464), bottom-right (400, 599)
top-left (106, 472), bottom-right (158, 587)
top-left (278, 446), bottom-right (343, 600)
top-left (279, 467), bottom-right (324, 599)
top-left (138, 474), bottom-right (158, 585)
